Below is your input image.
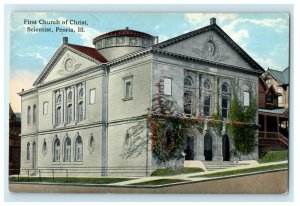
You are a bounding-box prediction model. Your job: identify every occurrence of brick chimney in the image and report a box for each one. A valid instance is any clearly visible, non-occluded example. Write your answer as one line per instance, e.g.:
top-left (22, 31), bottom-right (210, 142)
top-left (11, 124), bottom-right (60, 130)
top-left (210, 17), bottom-right (216, 25)
top-left (63, 37), bottom-right (68, 44)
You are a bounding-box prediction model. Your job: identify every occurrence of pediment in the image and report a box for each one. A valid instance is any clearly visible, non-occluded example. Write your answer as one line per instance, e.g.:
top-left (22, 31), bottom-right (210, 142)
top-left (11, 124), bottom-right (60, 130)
top-left (34, 45), bottom-right (101, 86)
top-left (156, 25), bottom-right (263, 72)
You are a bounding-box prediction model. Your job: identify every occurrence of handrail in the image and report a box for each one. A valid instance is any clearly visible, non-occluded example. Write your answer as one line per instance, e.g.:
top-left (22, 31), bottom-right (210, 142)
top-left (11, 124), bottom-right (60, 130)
top-left (258, 131), bottom-right (288, 147)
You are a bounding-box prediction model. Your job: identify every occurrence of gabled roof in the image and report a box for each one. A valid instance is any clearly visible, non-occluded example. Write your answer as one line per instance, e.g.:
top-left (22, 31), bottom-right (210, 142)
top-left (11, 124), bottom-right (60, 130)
top-left (265, 67), bottom-right (289, 85)
top-left (266, 85), bottom-right (281, 96)
top-left (154, 23), bottom-right (264, 73)
top-left (33, 43), bottom-right (107, 86)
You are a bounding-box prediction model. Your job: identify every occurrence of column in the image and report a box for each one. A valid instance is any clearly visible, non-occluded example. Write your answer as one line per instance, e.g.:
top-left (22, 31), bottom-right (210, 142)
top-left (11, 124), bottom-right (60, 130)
top-left (52, 91), bottom-right (56, 126)
top-left (63, 89), bottom-right (67, 123)
top-left (61, 89), bottom-right (64, 124)
top-left (82, 82), bottom-right (86, 120)
top-left (72, 86), bottom-right (75, 122)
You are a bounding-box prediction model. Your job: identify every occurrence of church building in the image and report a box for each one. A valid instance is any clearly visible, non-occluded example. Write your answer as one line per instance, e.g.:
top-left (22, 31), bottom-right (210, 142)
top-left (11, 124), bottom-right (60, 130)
top-left (18, 18), bottom-right (264, 177)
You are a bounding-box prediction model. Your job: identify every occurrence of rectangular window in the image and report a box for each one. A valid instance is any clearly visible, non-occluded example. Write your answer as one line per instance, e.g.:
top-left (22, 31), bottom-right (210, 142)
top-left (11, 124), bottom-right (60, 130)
top-left (56, 107), bottom-right (61, 125)
top-left (89, 89), bottom-right (96, 104)
top-left (164, 77), bottom-right (172, 95)
top-left (278, 96), bottom-right (283, 104)
top-left (203, 96), bottom-right (211, 116)
top-left (124, 79), bottom-right (132, 99)
top-left (78, 102), bottom-right (84, 121)
top-left (184, 91), bottom-right (192, 114)
top-left (277, 87), bottom-right (283, 94)
top-left (222, 97), bottom-right (228, 118)
top-left (43, 102), bottom-right (48, 115)
top-left (67, 105), bottom-right (72, 124)
top-left (243, 91), bottom-right (250, 106)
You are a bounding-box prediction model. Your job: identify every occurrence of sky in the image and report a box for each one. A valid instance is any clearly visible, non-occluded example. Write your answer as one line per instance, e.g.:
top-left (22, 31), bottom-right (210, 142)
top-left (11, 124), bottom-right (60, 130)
top-left (9, 12), bottom-right (289, 112)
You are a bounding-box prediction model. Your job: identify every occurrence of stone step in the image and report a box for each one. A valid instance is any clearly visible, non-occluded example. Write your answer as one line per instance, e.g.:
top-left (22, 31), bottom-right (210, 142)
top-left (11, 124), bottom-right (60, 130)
top-left (203, 161), bottom-right (250, 171)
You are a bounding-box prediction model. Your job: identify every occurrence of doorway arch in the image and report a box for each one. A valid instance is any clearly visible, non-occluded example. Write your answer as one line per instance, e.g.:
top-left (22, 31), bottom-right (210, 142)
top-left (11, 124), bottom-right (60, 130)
top-left (222, 134), bottom-right (230, 161)
top-left (204, 133), bottom-right (213, 161)
top-left (184, 134), bottom-right (194, 160)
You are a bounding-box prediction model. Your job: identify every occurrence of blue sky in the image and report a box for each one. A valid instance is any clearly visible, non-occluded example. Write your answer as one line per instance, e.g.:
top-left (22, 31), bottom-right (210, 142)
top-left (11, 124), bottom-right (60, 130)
top-left (10, 12), bottom-right (289, 112)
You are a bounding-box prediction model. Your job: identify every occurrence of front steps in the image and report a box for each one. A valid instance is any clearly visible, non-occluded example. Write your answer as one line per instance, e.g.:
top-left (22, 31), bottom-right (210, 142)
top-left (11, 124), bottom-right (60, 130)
top-left (203, 161), bottom-right (250, 171)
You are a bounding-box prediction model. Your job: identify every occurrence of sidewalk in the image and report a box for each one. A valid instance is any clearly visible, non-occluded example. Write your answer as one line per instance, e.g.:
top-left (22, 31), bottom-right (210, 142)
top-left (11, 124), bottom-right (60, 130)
top-left (108, 160), bottom-right (288, 186)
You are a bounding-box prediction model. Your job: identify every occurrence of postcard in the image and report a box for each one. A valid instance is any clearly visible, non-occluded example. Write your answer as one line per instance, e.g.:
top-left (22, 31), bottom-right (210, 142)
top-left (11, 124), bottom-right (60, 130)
top-left (9, 12), bottom-right (289, 194)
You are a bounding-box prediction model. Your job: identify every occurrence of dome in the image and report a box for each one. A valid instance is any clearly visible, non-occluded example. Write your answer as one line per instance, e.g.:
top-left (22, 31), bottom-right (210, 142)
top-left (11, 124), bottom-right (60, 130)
top-left (93, 27), bottom-right (156, 61)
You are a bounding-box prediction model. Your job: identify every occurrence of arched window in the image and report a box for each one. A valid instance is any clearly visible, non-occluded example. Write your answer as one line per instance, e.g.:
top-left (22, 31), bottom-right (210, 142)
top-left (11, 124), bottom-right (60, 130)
top-left (68, 92), bottom-right (72, 102)
top-left (78, 102), bottom-right (83, 122)
top-left (27, 106), bottom-right (31, 124)
top-left (56, 106), bottom-right (62, 125)
top-left (53, 138), bottom-right (60, 162)
top-left (26, 142), bottom-right (30, 161)
top-left (32, 104), bottom-right (37, 124)
top-left (79, 88), bottom-right (83, 99)
top-left (64, 137), bottom-right (71, 162)
top-left (42, 139), bottom-right (47, 155)
top-left (222, 83), bottom-right (229, 93)
top-left (184, 76), bottom-right (193, 87)
top-left (67, 104), bottom-right (72, 124)
top-left (204, 79), bottom-right (211, 90)
top-left (89, 135), bottom-right (95, 152)
top-left (75, 136), bottom-right (83, 162)
top-left (57, 94), bottom-right (61, 104)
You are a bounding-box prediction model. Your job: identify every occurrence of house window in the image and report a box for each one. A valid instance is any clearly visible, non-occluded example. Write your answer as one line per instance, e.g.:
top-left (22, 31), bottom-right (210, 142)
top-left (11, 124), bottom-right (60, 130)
top-left (56, 106), bottom-right (62, 125)
top-left (184, 76), bottom-right (193, 87)
top-left (243, 91), bottom-right (250, 106)
top-left (64, 137), bottom-right (71, 162)
top-left (26, 142), bottom-right (30, 161)
top-left (164, 77), bottom-right (172, 95)
top-left (67, 104), bottom-right (72, 124)
top-left (277, 87), bottom-right (283, 94)
top-left (53, 138), bottom-right (60, 162)
top-left (32, 104), bottom-right (36, 124)
top-left (266, 78), bottom-right (271, 84)
top-left (204, 79), bottom-right (211, 90)
top-left (222, 97), bottom-right (229, 118)
top-left (124, 79), bottom-right (133, 99)
top-left (203, 96), bottom-right (211, 116)
top-left (43, 102), bottom-right (48, 115)
top-left (75, 136), bottom-right (83, 162)
top-left (27, 106), bottom-right (31, 124)
top-left (222, 83), bottom-right (229, 93)
top-left (78, 102), bottom-right (84, 122)
top-left (278, 96), bottom-right (283, 104)
top-left (184, 91), bottom-right (192, 114)
top-left (89, 89), bottom-right (96, 104)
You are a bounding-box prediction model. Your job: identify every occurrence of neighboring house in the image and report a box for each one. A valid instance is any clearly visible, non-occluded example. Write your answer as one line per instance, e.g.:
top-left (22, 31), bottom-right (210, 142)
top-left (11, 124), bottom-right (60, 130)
top-left (9, 104), bottom-right (21, 175)
top-left (258, 68), bottom-right (289, 157)
top-left (18, 18), bottom-right (264, 177)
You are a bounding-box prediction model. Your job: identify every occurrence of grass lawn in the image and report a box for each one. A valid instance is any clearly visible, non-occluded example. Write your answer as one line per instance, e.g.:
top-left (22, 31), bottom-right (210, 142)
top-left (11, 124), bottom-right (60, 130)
top-left (151, 167), bottom-right (204, 176)
top-left (258, 150), bottom-right (288, 163)
top-left (130, 179), bottom-right (187, 186)
top-left (191, 163), bottom-right (288, 178)
top-left (9, 176), bottom-right (132, 184)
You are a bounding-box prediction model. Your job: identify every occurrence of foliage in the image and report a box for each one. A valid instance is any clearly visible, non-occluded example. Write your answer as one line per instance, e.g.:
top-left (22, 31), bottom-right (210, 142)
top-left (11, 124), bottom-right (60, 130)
top-left (227, 92), bottom-right (257, 158)
top-left (151, 167), bottom-right (204, 176)
top-left (258, 150), bottom-right (288, 163)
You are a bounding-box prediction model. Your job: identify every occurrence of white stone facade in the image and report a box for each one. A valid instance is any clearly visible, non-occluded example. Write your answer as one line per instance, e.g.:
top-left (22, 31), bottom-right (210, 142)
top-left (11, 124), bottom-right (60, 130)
top-left (19, 18), bottom-right (264, 177)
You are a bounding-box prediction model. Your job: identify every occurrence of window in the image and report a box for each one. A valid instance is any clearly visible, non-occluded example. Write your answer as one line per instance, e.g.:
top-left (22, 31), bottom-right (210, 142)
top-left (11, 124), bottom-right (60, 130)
top-left (42, 139), bottom-right (47, 155)
top-left (204, 79), bottom-right (211, 90)
top-left (184, 91), bottom-right (192, 114)
top-left (27, 106), bottom-right (31, 124)
top-left (278, 96), bottom-right (283, 104)
top-left (57, 94), bottom-right (62, 103)
top-left (266, 93), bottom-right (273, 104)
top-left (32, 104), bottom-right (36, 124)
top-left (277, 87), bottom-right (283, 94)
top-left (222, 83), bottom-right (228, 93)
top-left (243, 91), bottom-right (250, 106)
top-left (164, 77), bottom-right (172, 95)
top-left (89, 135), bottom-right (95, 152)
top-left (43, 102), bottom-right (48, 115)
top-left (56, 106), bottom-right (62, 125)
top-left (266, 78), bottom-right (271, 84)
top-left (203, 96), bottom-right (211, 116)
top-left (78, 102), bottom-right (84, 122)
top-left (124, 79), bottom-right (133, 99)
top-left (184, 76), bottom-right (193, 87)
top-left (222, 97), bottom-right (229, 118)
top-left (75, 136), bottom-right (83, 162)
top-left (26, 142), bottom-right (30, 161)
top-left (89, 89), bottom-right (96, 104)
top-left (79, 88), bottom-right (83, 99)
top-left (64, 137), bottom-right (71, 162)
top-left (67, 104), bottom-right (72, 124)
top-left (68, 92), bottom-right (72, 102)
top-left (53, 138), bottom-right (60, 162)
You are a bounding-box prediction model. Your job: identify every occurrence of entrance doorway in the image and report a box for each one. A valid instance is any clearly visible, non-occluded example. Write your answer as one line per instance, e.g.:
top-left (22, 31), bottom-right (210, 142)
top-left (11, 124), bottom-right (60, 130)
top-left (184, 135), bottom-right (194, 160)
top-left (204, 133), bottom-right (212, 161)
top-left (222, 134), bottom-right (230, 161)
top-left (32, 141), bottom-right (36, 169)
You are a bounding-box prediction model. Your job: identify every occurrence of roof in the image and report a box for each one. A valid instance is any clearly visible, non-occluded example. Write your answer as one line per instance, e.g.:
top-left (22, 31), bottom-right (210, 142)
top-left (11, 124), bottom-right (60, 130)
top-left (258, 108), bottom-right (288, 118)
top-left (66, 43), bottom-right (107, 63)
top-left (93, 28), bottom-right (153, 45)
top-left (267, 67), bottom-right (289, 85)
top-left (154, 23), bottom-right (264, 73)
